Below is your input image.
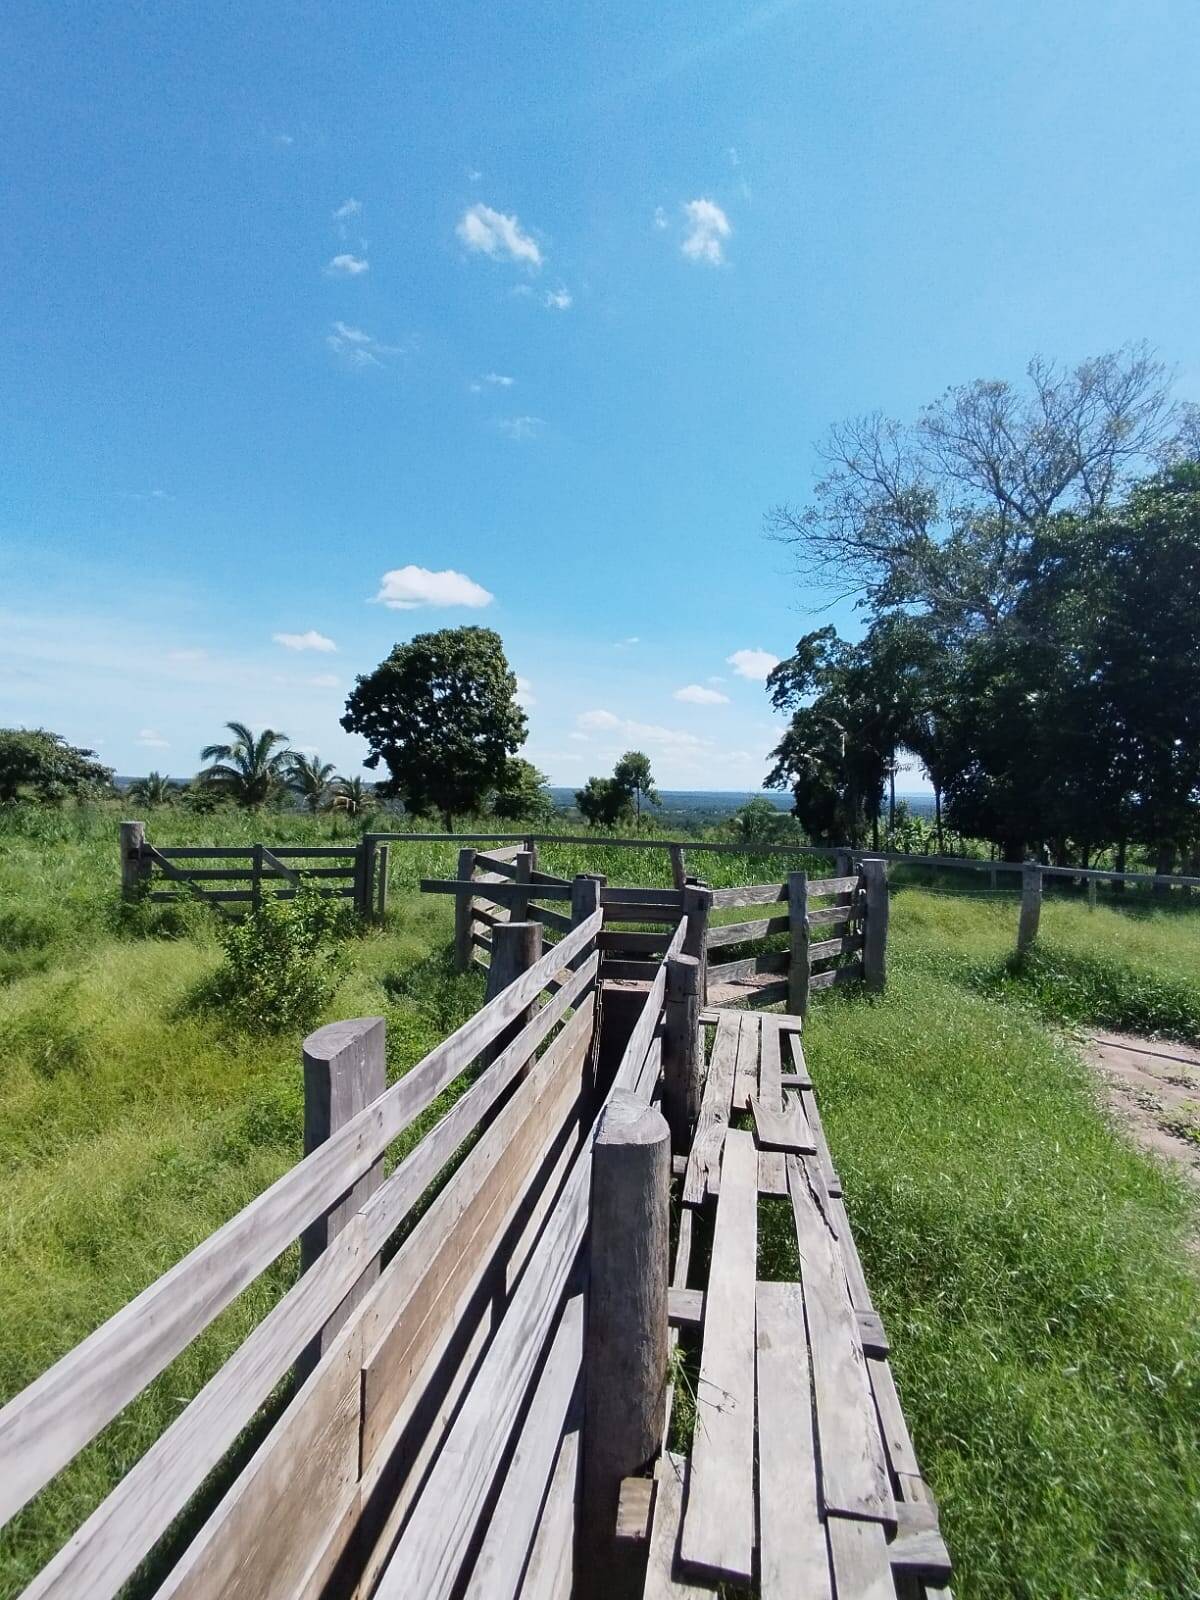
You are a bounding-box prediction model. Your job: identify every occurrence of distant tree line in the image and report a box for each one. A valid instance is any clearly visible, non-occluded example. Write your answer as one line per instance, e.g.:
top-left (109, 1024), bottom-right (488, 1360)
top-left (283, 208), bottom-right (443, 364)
top-left (765, 345), bottom-right (1200, 870)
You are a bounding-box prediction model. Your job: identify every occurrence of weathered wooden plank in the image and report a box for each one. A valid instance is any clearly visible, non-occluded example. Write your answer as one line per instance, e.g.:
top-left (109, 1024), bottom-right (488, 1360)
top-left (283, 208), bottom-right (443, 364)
top-left (615, 1477), bottom-right (654, 1544)
top-left (598, 929), bottom-right (673, 954)
top-left (756, 1282), bottom-right (833, 1600)
top-left (809, 959), bottom-right (865, 991)
top-left (750, 1091), bottom-right (816, 1154)
top-left (800, 1086), bottom-right (843, 1203)
top-left (682, 1011), bottom-right (739, 1205)
top-left (613, 951), bottom-right (672, 1096)
top-left (372, 1140), bottom-right (591, 1600)
top-left (667, 1287), bottom-right (704, 1328)
top-left (599, 885), bottom-right (685, 906)
top-left (810, 932), bottom-right (865, 963)
top-left (679, 1131), bottom-right (757, 1584)
top-left (857, 1309), bottom-right (890, 1356)
top-left (826, 1516), bottom-right (897, 1600)
top-left (708, 882), bottom-right (786, 908)
top-left (787, 1158), bottom-right (894, 1525)
top-left (744, 979), bottom-right (789, 1008)
top-left (603, 957), bottom-right (663, 983)
top-left (643, 1454), bottom-right (711, 1600)
top-left (0, 911), bottom-right (602, 1531)
top-left (601, 903), bottom-right (686, 924)
top-left (786, 1029), bottom-right (809, 1078)
top-left (809, 903), bottom-right (855, 927)
top-left (530, 867), bottom-right (572, 888)
top-left (867, 1353), bottom-right (921, 1480)
top-left (807, 874), bottom-right (861, 896)
top-left (707, 951), bottom-right (789, 987)
top-left (531, 903), bottom-right (573, 934)
top-left (421, 877), bottom-right (573, 902)
top-left (889, 1505), bottom-right (952, 1583)
top-left (704, 913), bottom-right (790, 948)
top-left (465, 1296), bottom-right (585, 1600)
top-left (757, 1019), bottom-right (787, 1195)
top-left (731, 1012), bottom-right (760, 1112)
top-left (516, 1423), bottom-right (579, 1600)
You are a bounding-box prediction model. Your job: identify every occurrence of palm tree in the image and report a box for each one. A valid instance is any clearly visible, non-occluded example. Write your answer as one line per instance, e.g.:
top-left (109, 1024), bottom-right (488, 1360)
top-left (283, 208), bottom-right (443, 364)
top-left (128, 770), bottom-right (175, 806)
top-left (288, 752), bottom-right (338, 813)
top-left (198, 722), bottom-right (293, 809)
top-left (332, 775), bottom-right (371, 817)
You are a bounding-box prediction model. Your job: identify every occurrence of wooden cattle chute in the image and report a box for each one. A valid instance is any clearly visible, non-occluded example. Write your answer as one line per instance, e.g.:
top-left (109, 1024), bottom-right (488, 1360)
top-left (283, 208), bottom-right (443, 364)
top-left (1, 885), bottom-right (948, 1597)
top-left (119, 821), bottom-right (390, 918)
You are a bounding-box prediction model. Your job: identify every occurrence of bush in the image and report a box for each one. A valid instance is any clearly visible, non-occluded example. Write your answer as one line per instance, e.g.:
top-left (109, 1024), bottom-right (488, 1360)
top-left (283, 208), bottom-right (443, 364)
top-left (206, 892), bottom-right (349, 1033)
top-left (990, 941), bottom-right (1200, 1042)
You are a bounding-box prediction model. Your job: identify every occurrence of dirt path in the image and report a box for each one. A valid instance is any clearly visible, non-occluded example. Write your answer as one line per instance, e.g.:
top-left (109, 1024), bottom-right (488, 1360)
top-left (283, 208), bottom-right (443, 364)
top-left (1083, 1032), bottom-right (1200, 1245)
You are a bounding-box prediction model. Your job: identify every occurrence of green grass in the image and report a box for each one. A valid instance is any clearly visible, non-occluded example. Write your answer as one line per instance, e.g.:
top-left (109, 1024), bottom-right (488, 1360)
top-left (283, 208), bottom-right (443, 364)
top-left (1, 804), bottom-right (1199, 1598)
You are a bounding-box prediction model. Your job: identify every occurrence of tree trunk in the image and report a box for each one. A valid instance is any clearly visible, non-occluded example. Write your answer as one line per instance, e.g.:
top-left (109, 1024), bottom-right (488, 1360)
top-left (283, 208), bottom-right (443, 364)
top-left (934, 786), bottom-right (944, 854)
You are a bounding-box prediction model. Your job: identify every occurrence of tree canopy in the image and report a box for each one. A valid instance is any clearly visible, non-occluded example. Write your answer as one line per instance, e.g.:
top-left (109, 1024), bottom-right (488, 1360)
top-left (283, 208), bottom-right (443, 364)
top-left (491, 758), bottom-right (553, 823)
top-left (198, 723), bottom-right (294, 809)
top-left (341, 626), bottom-right (527, 829)
top-left (0, 728), bottom-right (114, 803)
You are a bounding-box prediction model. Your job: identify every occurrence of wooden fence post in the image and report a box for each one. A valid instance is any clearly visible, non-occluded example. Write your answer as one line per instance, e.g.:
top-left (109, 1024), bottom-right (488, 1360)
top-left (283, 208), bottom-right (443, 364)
top-left (681, 882), bottom-right (711, 1003)
top-left (861, 858), bottom-right (889, 993)
top-left (454, 846), bottom-right (478, 972)
top-left (251, 842), bottom-right (264, 913)
top-left (662, 954), bottom-right (701, 1153)
top-left (787, 870), bottom-right (810, 1017)
top-left (834, 848), bottom-right (852, 880)
top-left (299, 1016), bottom-right (387, 1376)
top-left (580, 1089), bottom-right (670, 1599)
top-left (120, 820), bottom-right (146, 900)
top-left (1017, 863), bottom-right (1042, 956)
top-left (668, 844), bottom-right (687, 891)
top-left (374, 843), bottom-right (390, 920)
top-left (483, 919), bottom-right (543, 1066)
top-left (512, 848), bottom-right (534, 921)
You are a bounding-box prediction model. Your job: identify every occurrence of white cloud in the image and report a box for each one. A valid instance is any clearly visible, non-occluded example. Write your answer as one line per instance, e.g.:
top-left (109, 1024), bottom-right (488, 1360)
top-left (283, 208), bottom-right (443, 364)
top-left (136, 728), bottom-right (170, 748)
top-left (544, 286), bottom-right (572, 310)
top-left (515, 675), bottom-right (535, 707)
top-left (498, 415), bottom-right (544, 441)
top-left (575, 709), bottom-right (706, 749)
top-left (326, 321), bottom-right (404, 368)
top-left (273, 629), bottom-right (337, 653)
top-left (613, 636), bottom-right (640, 648)
top-left (374, 565), bottom-right (494, 610)
top-left (456, 203), bottom-right (542, 268)
top-left (674, 684), bottom-right (731, 704)
top-left (578, 708), bottom-right (622, 732)
top-left (653, 206), bottom-right (669, 230)
top-left (707, 674), bottom-right (726, 684)
top-left (727, 647), bottom-right (779, 680)
top-left (326, 253), bottom-right (369, 276)
top-left (469, 372), bottom-right (514, 392)
top-left (332, 197), bottom-right (362, 221)
top-left (681, 198), bottom-right (731, 265)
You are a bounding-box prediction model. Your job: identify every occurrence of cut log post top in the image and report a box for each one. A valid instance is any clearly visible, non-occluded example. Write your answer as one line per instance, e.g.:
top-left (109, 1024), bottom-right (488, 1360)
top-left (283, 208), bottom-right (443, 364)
top-left (662, 953), bottom-right (702, 1154)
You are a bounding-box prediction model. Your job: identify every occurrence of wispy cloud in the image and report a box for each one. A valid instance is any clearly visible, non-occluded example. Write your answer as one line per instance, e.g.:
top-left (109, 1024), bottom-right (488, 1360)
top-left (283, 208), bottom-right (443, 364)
top-left (308, 673), bottom-right (340, 689)
top-left (136, 728), bottom-right (170, 748)
top-left (326, 321), bottom-right (404, 368)
top-left (456, 203), bottom-right (543, 268)
top-left (469, 372), bottom-right (515, 392)
top-left (727, 647), bottom-right (778, 680)
top-left (613, 636), bottom-right (640, 648)
top-left (516, 675), bottom-right (536, 707)
top-left (544, 286), bottom-right (572, 310)
top-left (124, 487), bottom-right (172, 503)
top-left (333, 197), bottom-right (362, 222)
top-left (575, 709), bottom-right (707, 748)
top-left (273, 630), bottom-right (337, 653)
top-left (497, 415), bottom-right (544, 441)
top-left (653, 206), bottom-right (669, 230)
top-left (326, 253), bottom-right (369, 276)
top-left (674, 684), bottom-right (730, 704)
top-left (374, 566), bottom-right (494, 610)
top-left (681, 198), bottom-right (731, 265)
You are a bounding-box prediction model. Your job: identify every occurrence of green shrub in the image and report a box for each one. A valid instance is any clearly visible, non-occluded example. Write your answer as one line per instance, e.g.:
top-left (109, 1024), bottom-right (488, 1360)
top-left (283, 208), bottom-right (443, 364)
top-left (991, 941), bottom-right (1200, 1041)
top-left (206, 892), bottom-right (349, 1033)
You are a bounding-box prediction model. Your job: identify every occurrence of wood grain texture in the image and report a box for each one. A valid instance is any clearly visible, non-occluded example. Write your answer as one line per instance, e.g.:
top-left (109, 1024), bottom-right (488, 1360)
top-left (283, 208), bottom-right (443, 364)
top-left (788, 871), bottom-right (810, 1018)
top-left (682, 1011), bottom-right (738, 1205)
top-left (707, 951), bottom-right (789, 988)
top-left (731, 1012), bottom-right (760, 1112)
top-left (809, 959), bottom-right (865, 991)
top-left (756, 1282), bottom-right (833, 1600)
top-left (750, 1091), bottom-right (816, 1155)
top-left (708, 882), bottom-right (786, 909)
top-left (807, 874), bottom-right (862, 897)
top-left (642, 1454), bottom-right (710, 1600)
top-left (517, 1424), bottom-right (580, 1600)
top-left (809, 932), bottom-right (865, 963)
top-left (679, 1131), bottom-right (757, 1584)
top-left (826, 1516), bottom-right (898, 1600)
top-left (705, 913), bottom-right (790, 948)
top-left (756, 1019), bottom-right (787, 1195)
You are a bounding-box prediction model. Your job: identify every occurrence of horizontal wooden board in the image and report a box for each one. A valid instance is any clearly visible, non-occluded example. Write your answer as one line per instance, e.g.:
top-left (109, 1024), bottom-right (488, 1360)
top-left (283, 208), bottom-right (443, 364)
top-left (596, 904), bottom-right (683, 924)
top-left (808, 904), bottom-right (855, 928)
top-left (601, 957), bottom-right (662, 984)
top-left (807, 874), bottom-right (862, 896)
top-left (709, 882), bottom-right (785, 909)
top-left (809, 932), bottom-right (865, 963)
top-left (598, 929), bottom-right (672, 954)
top-left (707, 951), bottom-right (788, 986)
top-left (705, 913), bottom-right (790, 947)
top-left (149, 887), bottom-right (356, 903)
top-left (809, 960), bottom-right (864, 991)
top-left (530, 904), bottom-right (573, 934)
top-left (421, 878), bottom-right (573, 903)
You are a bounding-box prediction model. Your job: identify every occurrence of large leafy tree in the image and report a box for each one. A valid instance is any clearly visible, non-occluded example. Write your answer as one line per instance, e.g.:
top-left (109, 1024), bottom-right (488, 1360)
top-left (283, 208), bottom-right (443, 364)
top-left (0, 728), bottom-right (114, 802)
top-left (341, 627), bottom-right (527, 829)
top-left (198, 722), bottom-right (294, 809)
top-left (613, 750), bottom-right (660, 828)
top-left (491, 758), bottom-right (554, 823)
top-left (128, 770), bottom-right (176, 806)
top-left (575, 776), bottom-right (634, 829)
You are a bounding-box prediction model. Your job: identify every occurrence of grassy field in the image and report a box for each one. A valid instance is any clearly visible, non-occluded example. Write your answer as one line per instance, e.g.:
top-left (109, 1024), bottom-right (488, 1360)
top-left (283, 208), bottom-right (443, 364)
top-left (1, 804), bottom-right (1199, 1598)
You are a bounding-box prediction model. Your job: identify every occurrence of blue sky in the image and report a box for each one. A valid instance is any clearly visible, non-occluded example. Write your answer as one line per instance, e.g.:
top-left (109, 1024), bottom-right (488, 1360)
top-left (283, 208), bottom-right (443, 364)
top-left (2, 1), bottom-right (1197, 789)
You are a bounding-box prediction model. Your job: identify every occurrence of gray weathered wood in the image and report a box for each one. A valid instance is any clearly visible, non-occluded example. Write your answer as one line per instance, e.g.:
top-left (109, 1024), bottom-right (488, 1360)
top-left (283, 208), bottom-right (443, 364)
top-left (615, 1476), bottom-right (654, 1544)
top-left (826, 1516), bottom-right (896, 1600)
top-left (530, 902), bottom-right (573, 934)
top-left (861, 859), bottom-right (888, 992)
top-left (580, 1092), bottom-right (670, 1596)
top-left (510, 849), bottom-right (534, 920)
top-left (705, 913), bottom-right (790, 947)
top-left (809, 959), bottom-right (865, 991)
top-left (466, 1296), bottom-right (585, 1600)
top-left (663, 954), bottom-right (701, 1153)
top-left (483, 919), bottom-right (544, 1065)
top-left (1017, 861), bottom-right (1042, 955)
top-left (856, 1309), bottom-right (890, 1356)
top-left (707, 951), bottom-right (789, 987)
top-left (598, 929), bottom-right (673, 954)
top-left (642, 1454), bottom-right (709, 1600)
top-left (424, 876), bottom-right (573, 902)
top-left (517, 1422), bottom-right (579, 1600)
top-left (808, 902), bottom-right (855, 927)
top-left (667, 1287), bottom-right (704, 1328)
top-left (889, 1506), bottom-right (953, 1582)
top-left (807, 873), bottom-right (862, 897)
top-left (119, 820), bottom-right (146, 899)
top-left (809, 932), bottom-right (865, 963)
top-left (731, 1012), bottom-right (760, 1112)
top-left (299, 1017), bottom-right (387, 1373)
top-left (682, 1010), bottom-right (739, 1204)
top-left (679, 1131), bottom-right (756, 1585)
top-left (750, 1091), bottom-right (816, 1154)
top-left (787, 1158), bottom-right (894, 1524)
top-left (788, 871), bottom-right (810, 1017)
top-left (755, 1281), bottom-right (833, 1600)
top-left (708, 882), bottom-right (786, 909)
top-left (680, 884), bottom-right (712, 1001)
top-left (867, 1352), bottom-right (921, 1480)
top-left (454, 846), bottom-right (478, 971)
top-left (668, 843), bottom-right (687, 890)
top-left (756, 1018), bottom-right (787, 1196)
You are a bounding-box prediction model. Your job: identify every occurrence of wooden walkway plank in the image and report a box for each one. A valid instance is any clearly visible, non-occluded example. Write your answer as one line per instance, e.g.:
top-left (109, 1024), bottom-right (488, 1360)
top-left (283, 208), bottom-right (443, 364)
top-left (517, 1424), bottom-right (580, 1600)
top-left (757, 1019), bottom-right (788, 1196)
top-left (787, 1158), bottom-right (895, 1526)
top-left (731, 1013), bottom-right (760, 1112)
top-left (750, 1091), bottom-right (817, 1155)
top-left (867, 1353), bottom-right (922, 1480)
top-left (681, 1012), bottom-right (739, 1205)
top-left (642, 1454), bottom-right (713, 1599)
top-left (679, 1131), bottom-right (757, 1584)
top-left (826, 1516), bottom-right (898, 1599)
top-left (755, 1282), bottom-right (833, 1600)
top-left (828, 1195), bottom-right (875, 1314)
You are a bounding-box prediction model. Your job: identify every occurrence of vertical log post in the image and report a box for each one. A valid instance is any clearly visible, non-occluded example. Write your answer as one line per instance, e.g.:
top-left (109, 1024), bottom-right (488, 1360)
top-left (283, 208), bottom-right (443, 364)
top-left (120, 820), bottom-right (146, 900)
top-left (359, 834), bottom-right (381, 920)
top-left (681, 882), bottom-right (712, 1003)
top-left (374, 843), bottom-right (390, 920)
top-left (1017, 863), bottom-right (1042, 956)
top-left (668, 844), bottom-right (687, 891)
top-left (787, 871), bottom-right (810, 1017)
top-left (299, 1016), bottom-right (387, 1376)
top-left (512, 848), bottom-right (534, 921)
top-left (861, 857), bottom-right (889, 992)
top-left (580, 1090), bottom-right (670, 1599)
top-left (834, 847), bottom-right (852, 880)
top-left (454, 845), bottom-right (478, 972)
top-left (483, 919), bottom-right (543, 1067)
top-left (662, 953), bottom-right (701, 1152)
